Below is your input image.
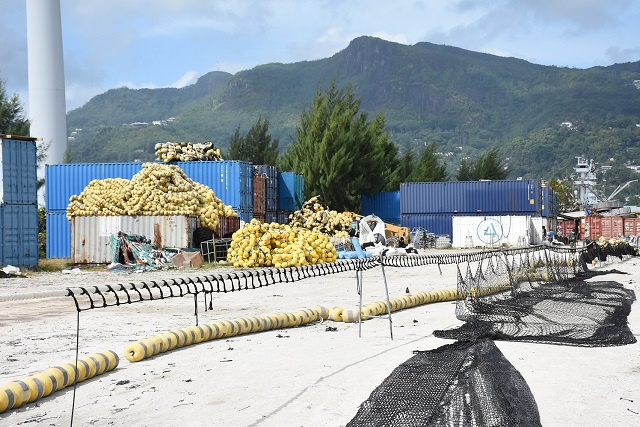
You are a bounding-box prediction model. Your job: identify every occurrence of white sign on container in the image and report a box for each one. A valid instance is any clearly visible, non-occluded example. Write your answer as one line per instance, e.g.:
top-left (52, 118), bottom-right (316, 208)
top-left (452, 216), bottom-right (533, 248)
top-left (72, 215), bottom-right (200, 264)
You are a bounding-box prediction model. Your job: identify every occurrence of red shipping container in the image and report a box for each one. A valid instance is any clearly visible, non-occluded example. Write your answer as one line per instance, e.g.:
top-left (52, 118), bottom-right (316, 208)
top-left (623, 217), bottom-right (640, 236)
top-left (214, 216), bottom-right (241, 238)
top-left (582, 216), bottom-right (602, 240)
top-left (253, 174), bottom-right (267, 217)
top-left (600, 216), bottom-right (624, 239)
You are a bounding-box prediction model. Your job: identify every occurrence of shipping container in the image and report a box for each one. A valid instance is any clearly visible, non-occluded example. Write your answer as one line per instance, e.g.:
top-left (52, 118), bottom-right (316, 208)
top-left (623, 217), bottom-right (640, 237)
top-left (0, 136), bottom-right (38, 205)
top-left (46, 161), bottom-right (253, 212)
top-left (71, 215), bottom-right (200, 264)
top-left (601, 216), bottom-right (624, 239)
top-left (557, 219), bottom-right (579, 237)
top-left (46, 162), bottom-right (143, 211)
top-left (400, 180), bottom-right (542, 215)
top-left (235, 209), bottom-right (253, 224)
top-left (214, 216), bottom-right (241, 238)
top-left (541, 187), bottom-right (558, 218)
top-left (278, 172), bottom-right (304, 211)
top-left (176, 161), bottom-right (253, 211)
top-left (401, 213), bottom-right (454, 238)
top-left (46, 212), bottom-right (71, 258)
top-left (0, 203), bottom-right (38, 266)
top-left (265, 211), bottom-right (278, 224)
top-left (277, 210), bottom-right (292, 224)
top-left (253, 173), bottom-right (267, 217)
top-left (361, 192), bottom-right (400, 224)
top-left (254, 214), bottom-right (266, 224)
top-left (582, 216), bottom-right (602, 241)
top-left (254, 165), bottom-right (278, 211)
top-left (452, 215), bottom-right (533, 248)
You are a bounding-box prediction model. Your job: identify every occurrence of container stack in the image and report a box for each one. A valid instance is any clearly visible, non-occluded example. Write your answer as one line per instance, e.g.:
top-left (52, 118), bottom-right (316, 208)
top-left (361, 192), bottom-right (401, 225)
top-left (45, 161), bottom-right (254, 260)
top-left (0, 135), bottom-right (39, 267)
top-left (399, 180), bottom-right (543, 248)
top-left (278, 171), bottom-right (304, 224)
top-left (255, 165), bottom-right (278, 223)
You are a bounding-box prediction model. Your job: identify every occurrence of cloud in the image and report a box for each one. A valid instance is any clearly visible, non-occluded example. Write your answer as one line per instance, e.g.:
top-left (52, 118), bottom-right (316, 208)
top-left (606, 46), bottom-right (640, 64)
top-left (170, 71), bottom-right (199, 88)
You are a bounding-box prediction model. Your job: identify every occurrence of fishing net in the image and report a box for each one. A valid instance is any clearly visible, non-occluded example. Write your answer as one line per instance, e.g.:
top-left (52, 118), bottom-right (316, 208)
top-left (435, 243), bottom-right (637, 347)
top-left (348, 339), bottom-right (541, 427)
top-left (350, 242), bottom-right (636, 426)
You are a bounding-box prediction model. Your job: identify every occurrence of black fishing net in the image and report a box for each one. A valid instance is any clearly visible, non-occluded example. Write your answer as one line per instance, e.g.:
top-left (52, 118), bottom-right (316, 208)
top-left (348, 339), bottom-right (541, 427)
top-left (436, 243), bottom-right (637, 347)
top-left (350, 242), bottom-right (637, 426)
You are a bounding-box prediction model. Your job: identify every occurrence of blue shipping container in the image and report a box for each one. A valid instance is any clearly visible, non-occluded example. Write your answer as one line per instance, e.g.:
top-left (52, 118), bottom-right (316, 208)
top-left (401, 213), bottom-right (454, 237)
top-left (276, 210), bottom-right (292, 224)
top-left (400, 180), bottom-right (541, 215)
top-left (541, 187), bottom-right (558, 218)
top-left (176, 161), bottom-right (253, 211)
top-left (255, 165), bottom-right (278, 211)
top-left (361, 192), bottom-right (400, 224)
top-left (46, 211), bottom-right (71, 259)
top-left (265, 210), bottom-right (278, 224)
top-left (1, 203), bottom-right (38, 266)
top-left (278, 172), bottom-right (304, 211)
top-left (46, 162), bottom-right (143, 211)
top-left (46, 161), bottom-right (254, 212)
top-left (1, 136), bottom-right (38, 205)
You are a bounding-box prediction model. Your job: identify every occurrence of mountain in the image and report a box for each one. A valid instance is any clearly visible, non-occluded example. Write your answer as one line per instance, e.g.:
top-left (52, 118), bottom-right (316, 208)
top-left (66, 36), bottom-right (640, 181)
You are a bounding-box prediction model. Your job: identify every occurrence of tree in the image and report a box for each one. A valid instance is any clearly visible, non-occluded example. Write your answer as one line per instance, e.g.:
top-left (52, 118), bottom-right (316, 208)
top-left (472, 148), bottom-right (508, 180)
top-left (228, 116), bottom-right (279, 165)
top-left (548, 178), bottom-right (576, 212)
top-left (407, 142), bottom-right (448, 182)
top-left (456, 157), bottom-right (474, 181)
top-left (455, 148), bottom-right (508, 181)
top-left (280, 79), bottom-right (391, 212)
top-left (0, 78), bottom-right (30, 135)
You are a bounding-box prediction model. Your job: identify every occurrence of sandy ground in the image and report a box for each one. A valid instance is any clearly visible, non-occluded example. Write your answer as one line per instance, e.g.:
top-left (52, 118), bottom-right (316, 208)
top-left (0, 251), bottom-right (639, 427)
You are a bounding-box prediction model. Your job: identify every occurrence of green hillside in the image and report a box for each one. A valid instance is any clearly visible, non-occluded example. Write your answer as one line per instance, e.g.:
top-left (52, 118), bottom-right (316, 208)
top-left (66, 36), bottom-right (640, 186)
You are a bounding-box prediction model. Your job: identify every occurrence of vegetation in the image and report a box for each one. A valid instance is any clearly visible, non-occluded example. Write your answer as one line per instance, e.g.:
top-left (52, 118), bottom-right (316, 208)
top-left (280, 80), bottom-right (392, 211)
top-left (456, 148), bottom-right (508, 181)
top-left (228, 117), bottom-right (279, 165)
top-left (0, 78), bottom-right (30, 135)
top-left (408, 142), bottom-right (448, 182)
top-left (62, 36), bottom-right (640, 195)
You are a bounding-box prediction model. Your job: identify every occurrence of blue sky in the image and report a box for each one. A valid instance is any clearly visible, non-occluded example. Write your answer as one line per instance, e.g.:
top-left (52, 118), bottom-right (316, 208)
top-left (1, 0), bottom-right (639, 113)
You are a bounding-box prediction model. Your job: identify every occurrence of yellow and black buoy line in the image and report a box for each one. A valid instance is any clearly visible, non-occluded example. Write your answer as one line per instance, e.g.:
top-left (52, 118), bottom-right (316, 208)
top-left (1, 283), bottom-right (504, 414)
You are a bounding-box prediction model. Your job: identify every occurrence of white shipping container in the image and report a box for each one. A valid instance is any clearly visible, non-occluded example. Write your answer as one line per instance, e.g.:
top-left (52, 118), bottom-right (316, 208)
top-left (452, 216), bottom-right (533, 248)
top-left (72, 215), bottom-right (200, 264)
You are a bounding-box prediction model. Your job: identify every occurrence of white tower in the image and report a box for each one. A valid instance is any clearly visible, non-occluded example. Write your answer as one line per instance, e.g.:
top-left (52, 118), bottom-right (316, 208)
top-left (26, 0), bottom-right (67, 168)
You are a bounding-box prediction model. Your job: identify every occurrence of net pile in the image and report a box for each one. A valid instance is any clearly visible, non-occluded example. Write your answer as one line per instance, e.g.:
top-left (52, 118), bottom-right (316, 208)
top-left (348, 339), bottom-right (541, 427)
top-left (435, 243), bottom-right (637, 347)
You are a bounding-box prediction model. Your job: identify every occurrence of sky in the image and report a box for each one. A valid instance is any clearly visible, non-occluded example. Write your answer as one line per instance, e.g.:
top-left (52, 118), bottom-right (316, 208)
top-left (1, 0), bottom-right (639, 113)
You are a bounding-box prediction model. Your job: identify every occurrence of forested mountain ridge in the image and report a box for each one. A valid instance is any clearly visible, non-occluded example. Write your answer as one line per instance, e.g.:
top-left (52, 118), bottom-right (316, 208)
top-left (66, 36), bottom-right (640, 184)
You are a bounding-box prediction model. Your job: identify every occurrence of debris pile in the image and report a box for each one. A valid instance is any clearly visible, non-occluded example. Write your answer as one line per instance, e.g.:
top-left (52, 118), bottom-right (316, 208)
top-left (288, 196), bottom-right (352, 237)
top-left (227, 219), bottom-right (338, 268)
top-left (154, 141), bottom-right (223, 162)
top-left (66, 163), bottom-right (236, 229)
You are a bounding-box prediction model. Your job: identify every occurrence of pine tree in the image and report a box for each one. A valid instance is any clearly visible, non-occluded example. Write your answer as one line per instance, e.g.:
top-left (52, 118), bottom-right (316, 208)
top-left (281, 79), bottom-right (392, 212)
top-left (228, 117), bottom-right (279, 165)
top-left (0, 78), bottom-right (30, 135)
top-left (408, 142), bottom-right (448, 182)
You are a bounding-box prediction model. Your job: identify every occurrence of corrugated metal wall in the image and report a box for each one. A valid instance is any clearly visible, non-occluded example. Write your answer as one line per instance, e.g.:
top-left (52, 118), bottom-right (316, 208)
top-left (46, 162), bottom-right (143, 211)
top-left (400, 180), bottom-right (541, 215)
top-left (361, 192), bottom-right (400, 224)
top-left (71, 215), bottom-right (200, 264)
top-left (46, 212), bottom-right (71, 259)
